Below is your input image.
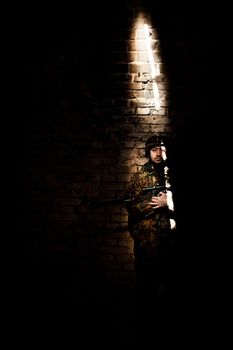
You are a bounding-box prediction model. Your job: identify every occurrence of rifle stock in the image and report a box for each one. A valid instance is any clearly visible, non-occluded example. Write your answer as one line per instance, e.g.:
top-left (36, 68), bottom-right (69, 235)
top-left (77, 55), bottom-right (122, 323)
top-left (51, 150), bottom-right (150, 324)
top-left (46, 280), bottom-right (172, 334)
top-left (90, 184), bottom-right (170, 208)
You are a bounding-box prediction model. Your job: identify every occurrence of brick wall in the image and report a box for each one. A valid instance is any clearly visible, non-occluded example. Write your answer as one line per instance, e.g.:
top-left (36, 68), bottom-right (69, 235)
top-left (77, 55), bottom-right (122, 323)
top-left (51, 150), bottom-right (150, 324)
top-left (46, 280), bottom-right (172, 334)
top-left (18, 0), bottom-right (216, 296)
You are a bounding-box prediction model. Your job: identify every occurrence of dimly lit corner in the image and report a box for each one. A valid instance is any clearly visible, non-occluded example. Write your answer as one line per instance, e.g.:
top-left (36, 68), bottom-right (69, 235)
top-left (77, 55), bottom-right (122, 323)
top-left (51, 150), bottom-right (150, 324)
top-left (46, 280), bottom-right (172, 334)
top-left (15, 0), bottom-right (222, 344)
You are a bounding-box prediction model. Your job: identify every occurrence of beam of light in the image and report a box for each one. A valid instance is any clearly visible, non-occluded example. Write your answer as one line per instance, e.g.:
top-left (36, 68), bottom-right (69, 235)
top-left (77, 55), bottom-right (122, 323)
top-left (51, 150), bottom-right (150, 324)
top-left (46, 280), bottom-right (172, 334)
top-left (144, 24), bottom-right (158, 79)
top-left (143, 23), bottom-right (160, 110)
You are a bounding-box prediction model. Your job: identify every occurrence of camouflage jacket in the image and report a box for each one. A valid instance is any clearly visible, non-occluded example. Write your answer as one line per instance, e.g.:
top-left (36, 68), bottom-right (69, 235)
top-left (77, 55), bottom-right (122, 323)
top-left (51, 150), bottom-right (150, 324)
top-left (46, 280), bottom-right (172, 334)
top-left (125, 161), bottom-right (174, 257)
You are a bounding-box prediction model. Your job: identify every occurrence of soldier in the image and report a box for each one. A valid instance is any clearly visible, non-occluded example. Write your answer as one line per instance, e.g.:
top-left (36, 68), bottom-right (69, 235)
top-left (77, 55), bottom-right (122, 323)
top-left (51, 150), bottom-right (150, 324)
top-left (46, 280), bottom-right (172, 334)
top-left (125, 134), bottom-right (176, 301)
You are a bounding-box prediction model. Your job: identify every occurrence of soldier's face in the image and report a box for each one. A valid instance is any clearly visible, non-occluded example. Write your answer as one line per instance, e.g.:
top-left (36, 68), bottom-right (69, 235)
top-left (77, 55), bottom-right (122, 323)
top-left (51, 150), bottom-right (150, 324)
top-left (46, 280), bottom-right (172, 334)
top-left (150, 146), bottom-right (167, 163)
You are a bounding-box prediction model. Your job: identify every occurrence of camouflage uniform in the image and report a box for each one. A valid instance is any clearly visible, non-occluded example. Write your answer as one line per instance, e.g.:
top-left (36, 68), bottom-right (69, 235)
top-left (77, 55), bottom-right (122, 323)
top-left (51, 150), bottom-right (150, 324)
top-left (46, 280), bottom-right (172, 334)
top-left (125, 160), bottom-right (174, 295)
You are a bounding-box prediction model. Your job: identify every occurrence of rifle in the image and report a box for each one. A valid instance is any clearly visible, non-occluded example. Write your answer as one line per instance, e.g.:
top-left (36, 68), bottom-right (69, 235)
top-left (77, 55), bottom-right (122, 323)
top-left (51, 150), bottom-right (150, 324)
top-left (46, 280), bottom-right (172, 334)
top-left (90, 184), bottom-right (169, 208)
top-left (141, 184), bottom-right (169, 197)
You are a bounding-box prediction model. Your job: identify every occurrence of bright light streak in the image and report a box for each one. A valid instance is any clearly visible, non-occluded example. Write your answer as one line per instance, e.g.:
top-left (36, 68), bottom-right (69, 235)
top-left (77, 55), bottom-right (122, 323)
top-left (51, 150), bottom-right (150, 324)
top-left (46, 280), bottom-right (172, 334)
top-left (143, 24), bottom-right (160, 110)
top-left (144, 24), bottom-right (157, 78)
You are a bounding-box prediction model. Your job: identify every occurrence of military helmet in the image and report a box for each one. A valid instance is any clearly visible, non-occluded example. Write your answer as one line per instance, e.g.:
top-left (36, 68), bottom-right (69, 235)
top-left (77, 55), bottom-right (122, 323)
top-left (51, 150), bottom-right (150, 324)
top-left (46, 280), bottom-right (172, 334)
top-left (145, 134), bottom-right (167, 157)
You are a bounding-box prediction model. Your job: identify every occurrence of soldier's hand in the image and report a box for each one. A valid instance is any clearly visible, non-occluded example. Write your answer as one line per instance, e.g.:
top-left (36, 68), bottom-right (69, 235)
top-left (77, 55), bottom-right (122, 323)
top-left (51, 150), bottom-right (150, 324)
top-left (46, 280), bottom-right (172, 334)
top-left (148, 192), bottom-right (167, 208)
